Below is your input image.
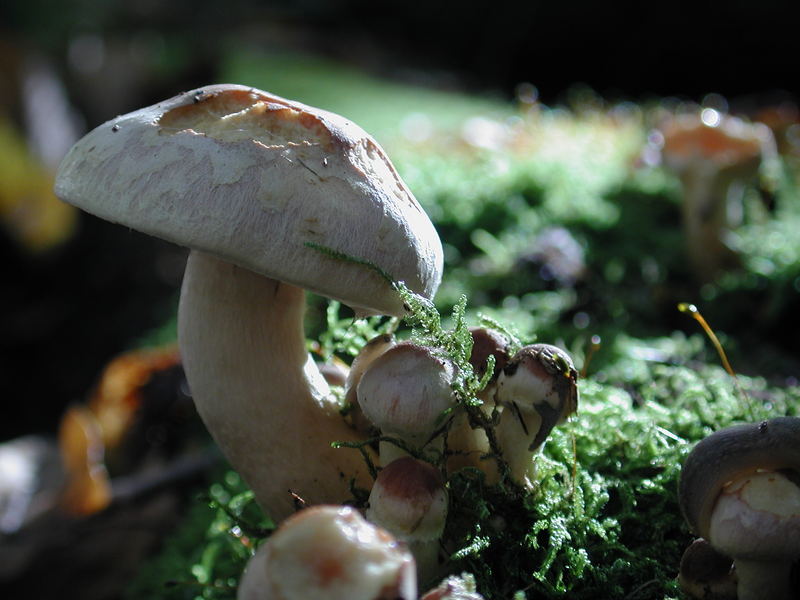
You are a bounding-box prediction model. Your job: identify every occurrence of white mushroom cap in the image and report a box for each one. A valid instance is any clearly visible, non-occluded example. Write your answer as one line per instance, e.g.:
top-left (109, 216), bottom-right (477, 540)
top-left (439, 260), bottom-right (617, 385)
top-left (237, 505), bottom-right (416, 600)
top-left (55, 84), bottom-right (443, 315)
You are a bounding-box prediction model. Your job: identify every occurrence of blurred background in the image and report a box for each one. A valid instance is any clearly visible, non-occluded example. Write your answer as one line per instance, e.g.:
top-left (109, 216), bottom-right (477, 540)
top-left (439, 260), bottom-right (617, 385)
top-left (1, 2), bottom-right (798, 597)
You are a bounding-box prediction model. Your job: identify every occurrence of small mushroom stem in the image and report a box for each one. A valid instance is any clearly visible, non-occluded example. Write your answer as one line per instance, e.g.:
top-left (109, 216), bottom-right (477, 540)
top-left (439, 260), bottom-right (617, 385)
top-left (731, 558), bottom-right (793, 600)
top-left (680, 168), bottom-right (741, 281)
top-left (178, 251), bottom-right (372, 521)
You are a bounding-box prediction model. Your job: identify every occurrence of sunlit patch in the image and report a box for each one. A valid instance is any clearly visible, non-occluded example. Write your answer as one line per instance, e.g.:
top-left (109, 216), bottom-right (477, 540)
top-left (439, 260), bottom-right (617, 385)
top-left (701, 107), bottom-right (722, 128)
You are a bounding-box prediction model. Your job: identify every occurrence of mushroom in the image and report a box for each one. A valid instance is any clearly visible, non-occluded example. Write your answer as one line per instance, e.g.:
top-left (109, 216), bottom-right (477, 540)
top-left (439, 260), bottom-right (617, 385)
top-left (677, 538), bottom-right (737, 600)
top-left (54, 84), bottom-right (443, 521)
top-left (493, 344), bottom-right (578, 487)
top-left (237, 505), bottom-right (417, 600)
top-left (357, 342), bottom-right (456, 465)
top-left (344, 333), bottom-right (397, 433)
top-left (446, 327), bottom-right (509, 477)
top-left (367, 456), bottom-right (448, 585)
top-left (679, 417), bottom-right (800, 600)
top-left (657, 110), bottom-right (777, 281)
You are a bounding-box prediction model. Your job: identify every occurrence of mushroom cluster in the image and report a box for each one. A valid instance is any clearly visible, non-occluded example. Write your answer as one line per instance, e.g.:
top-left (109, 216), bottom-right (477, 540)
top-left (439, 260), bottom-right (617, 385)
top-left (55, 84), bottom-right (584, 598)
top-left (678, 417), bottom-right (800, 600)
top-left (55, 84), bottom-right (444, 522)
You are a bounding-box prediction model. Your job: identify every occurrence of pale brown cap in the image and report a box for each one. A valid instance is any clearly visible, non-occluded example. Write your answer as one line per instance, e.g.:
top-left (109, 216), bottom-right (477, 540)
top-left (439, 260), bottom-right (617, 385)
top-left (55, 84), bottom-right (443, 316)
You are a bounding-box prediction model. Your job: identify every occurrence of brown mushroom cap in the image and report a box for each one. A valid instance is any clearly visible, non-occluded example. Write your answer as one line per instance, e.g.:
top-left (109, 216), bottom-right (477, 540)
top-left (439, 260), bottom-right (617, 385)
top-left (467, 327), bottom-right (509, 381)
top-left (659, 112), bottom-right (773, 174)
top-left (677, 538), bottom-right (737, 600)
top-left (679, 417), bottom-right (800, 540)
top-left (367, 456), bottom-right (448, 543)
top-left (357, 342), bottom-right (456, 443)
top-left (55, 84), bottom-right (443, 317)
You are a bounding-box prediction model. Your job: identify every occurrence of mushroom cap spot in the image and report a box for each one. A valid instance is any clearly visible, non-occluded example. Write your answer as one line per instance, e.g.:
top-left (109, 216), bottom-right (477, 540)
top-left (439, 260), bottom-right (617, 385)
top-left (357, 342), bottom-right (456, 440)
top-left (241, 505), bottom-right (416, 600)
top-left (367, 457), bottom-right (448, 542)
top-left (54, 84), bottom-right (443, 317)
top-left (678, 417), bottom-right (800, 540)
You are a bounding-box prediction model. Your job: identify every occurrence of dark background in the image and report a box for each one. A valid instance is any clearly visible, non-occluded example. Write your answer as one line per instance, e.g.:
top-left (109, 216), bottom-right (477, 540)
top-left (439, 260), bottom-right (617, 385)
top-left (1, 0), bottom-right (797, 440)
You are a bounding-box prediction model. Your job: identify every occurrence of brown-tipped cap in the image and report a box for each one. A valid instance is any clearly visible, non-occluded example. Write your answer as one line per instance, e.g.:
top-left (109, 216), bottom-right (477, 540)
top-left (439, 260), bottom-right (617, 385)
top-left (468, 327), bottom-right (509, 379)
top-left (367, 457), bottom-right (448, 542)
top-left (496, 343), bottom-right (578, 449)
top-left (55, 84), bottom-right (442, 317)
top-left (678, 417), bottom-right (800, 540)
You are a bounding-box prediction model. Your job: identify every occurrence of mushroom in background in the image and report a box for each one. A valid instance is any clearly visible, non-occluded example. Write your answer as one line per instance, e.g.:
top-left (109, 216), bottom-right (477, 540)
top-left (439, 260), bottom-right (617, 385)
top-left (678, 417), bottom-right (800, 600)
top-left (493, 344), bottom-right (578, 488)
top-left (237, 505), bottom-right (417, 600)
top-left (54, 84), bottom-right (443, 521)
top-left (656, 110), bottom-right (777, 282)
top-left (357, 342), bottom-right (456, 465)
top-left (367, 457), bottom-right (448, 586)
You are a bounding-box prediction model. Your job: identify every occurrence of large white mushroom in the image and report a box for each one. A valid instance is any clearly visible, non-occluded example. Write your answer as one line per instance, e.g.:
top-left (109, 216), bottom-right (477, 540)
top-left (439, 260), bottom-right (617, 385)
top-left (54, 84), bottom-right (443, 521)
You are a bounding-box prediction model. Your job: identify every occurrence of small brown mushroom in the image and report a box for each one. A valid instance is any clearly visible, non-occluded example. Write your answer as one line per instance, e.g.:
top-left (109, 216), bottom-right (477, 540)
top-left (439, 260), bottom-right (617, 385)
top-left (679, 417), bottom-right (800, 600)
top-left (57, 405), bottom-right (111, 516)
top-left (677, 538), bottom-right (737, 600)
top-left (493, 344), bottom-right (578, 487)
top-left (237, 505), bottom-right (416, 600)
top-left (357, 342), bottom-right (456, 465)
top-left (367, 457), bottom-right (448, 585)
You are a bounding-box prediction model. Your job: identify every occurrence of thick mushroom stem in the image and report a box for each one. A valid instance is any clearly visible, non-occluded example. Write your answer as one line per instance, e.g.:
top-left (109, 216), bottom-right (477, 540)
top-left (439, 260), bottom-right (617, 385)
top-left (179, 251), bottom-right (372, 521)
